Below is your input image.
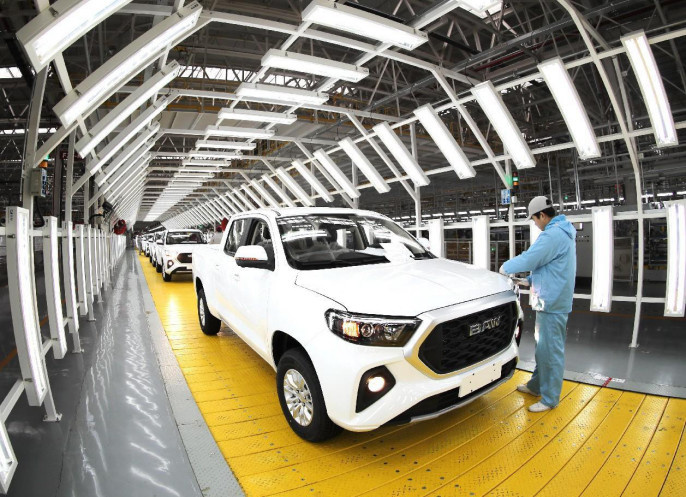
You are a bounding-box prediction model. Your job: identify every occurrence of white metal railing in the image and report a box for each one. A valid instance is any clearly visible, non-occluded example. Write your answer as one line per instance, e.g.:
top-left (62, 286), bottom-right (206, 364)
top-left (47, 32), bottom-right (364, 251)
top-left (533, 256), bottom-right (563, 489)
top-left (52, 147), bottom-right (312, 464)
top-left (1, 207), bottom-right (126, 494)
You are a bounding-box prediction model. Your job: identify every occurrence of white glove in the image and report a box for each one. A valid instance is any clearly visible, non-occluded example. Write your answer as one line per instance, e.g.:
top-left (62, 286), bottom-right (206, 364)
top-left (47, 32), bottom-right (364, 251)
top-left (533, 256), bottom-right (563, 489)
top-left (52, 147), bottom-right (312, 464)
top-left (499, 264), bottom-right (508, 276)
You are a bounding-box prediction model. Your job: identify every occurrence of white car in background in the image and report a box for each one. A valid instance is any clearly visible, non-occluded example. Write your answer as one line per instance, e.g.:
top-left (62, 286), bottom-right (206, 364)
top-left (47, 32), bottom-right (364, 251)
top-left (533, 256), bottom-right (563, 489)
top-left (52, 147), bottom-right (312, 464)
top-left (192, 208), bottom-right (522, 442)
top-left (160, 229), bottom-right (206, 282)
top-left (151, 231), bottom-right (166, 271)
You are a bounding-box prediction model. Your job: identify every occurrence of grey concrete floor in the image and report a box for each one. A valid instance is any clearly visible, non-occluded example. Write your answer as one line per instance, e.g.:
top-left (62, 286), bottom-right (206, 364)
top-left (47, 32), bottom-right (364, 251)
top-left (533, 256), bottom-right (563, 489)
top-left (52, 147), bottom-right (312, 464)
top-left (1, 250), bottom-right (203, 497)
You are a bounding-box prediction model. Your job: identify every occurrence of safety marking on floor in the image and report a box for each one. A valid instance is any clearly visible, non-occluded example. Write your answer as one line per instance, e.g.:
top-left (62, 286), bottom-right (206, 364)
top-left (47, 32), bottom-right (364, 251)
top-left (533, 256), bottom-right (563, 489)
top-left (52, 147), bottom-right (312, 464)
top-left (138, 254), bottom-right (686, 497)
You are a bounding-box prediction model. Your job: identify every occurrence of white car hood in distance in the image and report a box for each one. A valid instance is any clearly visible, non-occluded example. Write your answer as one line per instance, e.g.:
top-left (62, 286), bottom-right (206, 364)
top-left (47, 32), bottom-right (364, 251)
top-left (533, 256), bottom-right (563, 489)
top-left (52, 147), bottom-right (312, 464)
top-left (295, 258), bottom-right (512, 316)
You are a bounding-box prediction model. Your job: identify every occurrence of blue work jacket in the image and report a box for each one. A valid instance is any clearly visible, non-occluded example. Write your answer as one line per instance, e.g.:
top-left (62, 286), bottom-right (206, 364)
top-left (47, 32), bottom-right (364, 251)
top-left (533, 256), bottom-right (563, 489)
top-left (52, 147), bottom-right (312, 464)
top-left (503, 215), bottom-right (577, 314)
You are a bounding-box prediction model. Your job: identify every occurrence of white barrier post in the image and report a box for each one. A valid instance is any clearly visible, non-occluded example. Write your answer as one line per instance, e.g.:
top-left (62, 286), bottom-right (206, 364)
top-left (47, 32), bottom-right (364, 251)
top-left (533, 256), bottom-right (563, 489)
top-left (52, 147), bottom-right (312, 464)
top-left (41, 217), bottom-right (68, 359)
top-left (85, 226), bottom-right (95, 321)
top-left (61, 222), bottom-right (82, 352)
top-left (75, 225), bottom-right (88, 316)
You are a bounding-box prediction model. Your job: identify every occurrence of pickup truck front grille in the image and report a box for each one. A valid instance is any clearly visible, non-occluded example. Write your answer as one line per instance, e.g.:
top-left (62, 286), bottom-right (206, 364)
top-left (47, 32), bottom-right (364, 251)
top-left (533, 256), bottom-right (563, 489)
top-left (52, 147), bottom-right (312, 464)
top-left (418, 302), bottom-right (517, 374)
top-left (177, 253), bottom-right (192, 263)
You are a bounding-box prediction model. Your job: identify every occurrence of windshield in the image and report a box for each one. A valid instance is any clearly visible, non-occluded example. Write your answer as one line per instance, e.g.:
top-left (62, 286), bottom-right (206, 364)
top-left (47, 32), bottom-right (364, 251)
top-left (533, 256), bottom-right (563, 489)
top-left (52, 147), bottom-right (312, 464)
top-left (277, 213), bottom-right (433, 270)
top-left (166, 231), bottom-right (205, 245)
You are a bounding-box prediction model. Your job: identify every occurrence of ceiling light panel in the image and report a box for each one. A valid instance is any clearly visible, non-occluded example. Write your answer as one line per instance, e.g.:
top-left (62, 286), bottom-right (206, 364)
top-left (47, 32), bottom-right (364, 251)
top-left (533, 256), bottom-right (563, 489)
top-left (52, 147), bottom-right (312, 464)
top-left (291, 160), bottom-right (333, 202)
top-left (262, 173), bottom-right (296, 207)
top-left (16, 0), bottom-right (135, 72)
top-left (538, 58), bottom-right (600, 160)
top-left (338, 137), bottom-right (390, 194)
top-left (471, 81), bottom-right (536, 169)
top-left (621, 31), bottom-right (678, 147)
top-left (275, 167), bottom-right (314, 206)
top-left (218, 108), bottom-right (297, 125)
top-left (413, 104), bottom-right (476, 179)
top-left (205, 125), bottom-right (275, 139)
top-left (313, 149), bottom-right (360, 198)
top-left (196, 140), bottom-right (256, 150)
top-left (302, 0), bottom-right (428, 51)
top-left (373, 122), bottom-right (429, 187)
top-left (53, 2), bottom-right (201, 127)
top-left (236, 82), bottom-right (329, 105)
top-left (262, 49), bottom-right (369, 82)
top-left (189, 151), bottom-right (242, 159)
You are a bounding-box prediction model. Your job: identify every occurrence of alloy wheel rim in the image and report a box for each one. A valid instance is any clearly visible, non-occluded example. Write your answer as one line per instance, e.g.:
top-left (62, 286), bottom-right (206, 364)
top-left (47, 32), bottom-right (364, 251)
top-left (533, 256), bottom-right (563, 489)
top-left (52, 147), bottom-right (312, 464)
top-left (283, 369), bottom-right (313, 426)
top-left (198, 298), bottom-right (206, 326)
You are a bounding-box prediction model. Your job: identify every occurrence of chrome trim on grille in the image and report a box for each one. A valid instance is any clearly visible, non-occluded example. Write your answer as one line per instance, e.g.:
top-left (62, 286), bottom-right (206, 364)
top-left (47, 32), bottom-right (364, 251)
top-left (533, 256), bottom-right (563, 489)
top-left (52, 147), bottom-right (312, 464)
top-left (404, 291), bottom-right (518, 379)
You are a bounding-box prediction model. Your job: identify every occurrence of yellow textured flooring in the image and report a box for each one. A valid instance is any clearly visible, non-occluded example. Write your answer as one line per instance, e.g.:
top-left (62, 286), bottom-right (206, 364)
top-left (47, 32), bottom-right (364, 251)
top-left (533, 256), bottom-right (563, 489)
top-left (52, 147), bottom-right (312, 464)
top-left (139, 254), bottom-right (686, 497)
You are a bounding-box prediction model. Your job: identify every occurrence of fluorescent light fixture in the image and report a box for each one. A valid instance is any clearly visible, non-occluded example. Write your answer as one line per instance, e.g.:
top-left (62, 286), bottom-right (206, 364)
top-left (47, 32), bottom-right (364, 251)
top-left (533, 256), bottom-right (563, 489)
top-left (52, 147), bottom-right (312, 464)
top-left (590, 206), bottom-right (614, 312)
top-left (205, 125), bottom-right (274, 139)
top-left (313, 149), bottom-right (360, 198)
top-left (262, 173), bottom-right (296, 207)
top-left (241, 185), bottom-right (266, 208)
top-left (413, 104), bottom-right (475, 179)
top-left (218, 108), bottom-right (297, 125)
top-left (96, 127), bottom-right (157, 185)
top-left (16, 0), bottom-right (134, 72)
top-left (236, 82), bottom-right (329, 105)
top-left (665, 200), bottom-right (686, 317)
top-left (471, 81), bottom-right (536, 169)
top-left (182, 159), bottom-right (230, 167)
top-left (53, 2), bottom-right (201, 126)
top-left (189, 151), bottom-right (242, 159)
top-left (86, 97), bottom-right (167, 175)
top-left (338, 137), bottom-right (390, 193)
top-left (249, 179), bottom-right (280, 208)
top-left (76, 61), bottom-right (180, 156)
top-left (233, 188), bottom-right (258, 210)
top-left (538, 58), bottom-right (600, 160)
top-left (621, 31), bottom-right (678, 147)
top-left (196, 140), bottom-right (255, 150)
top-left (262, 48), bottom-right (369, 82)
top-left (471, 215), bottom-right (490, 270)
top-left (292, 159), bottom-right (333, 202)
top-left (373, 122), bottom-right (429, 187)
top-left (302, 0), bottom-right (428, 51)
top-left (275, 167), bottom-right (314, 206)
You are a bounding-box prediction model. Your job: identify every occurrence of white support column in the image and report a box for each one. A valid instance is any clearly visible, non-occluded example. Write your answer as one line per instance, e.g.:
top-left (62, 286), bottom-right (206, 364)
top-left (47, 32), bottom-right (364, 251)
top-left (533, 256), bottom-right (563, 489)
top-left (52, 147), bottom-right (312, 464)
top-left (41, 217), bottom-right (68, 360)
top-left (428, 218), bottom-right (445, 258)
top-left (75, 225), bottom-right (88, 316)
top-left (85, 226), bottom-right (95, 322)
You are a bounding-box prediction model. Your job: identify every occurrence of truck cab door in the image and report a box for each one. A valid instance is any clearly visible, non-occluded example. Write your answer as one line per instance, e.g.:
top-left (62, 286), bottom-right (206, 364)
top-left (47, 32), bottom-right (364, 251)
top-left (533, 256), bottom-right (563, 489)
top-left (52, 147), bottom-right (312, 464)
top-left (214, 218), bottom-right (249, 326)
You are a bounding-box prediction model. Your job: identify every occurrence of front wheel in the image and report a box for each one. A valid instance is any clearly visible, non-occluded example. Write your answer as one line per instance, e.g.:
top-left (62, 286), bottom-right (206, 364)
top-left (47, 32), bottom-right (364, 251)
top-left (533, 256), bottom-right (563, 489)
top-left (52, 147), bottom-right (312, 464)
top-left (156, 262), bottom-right (162, 273)
top-left (197, 288), bottom-right (221, 335)
top-left (162, 271), bottom-right (172, 282)
top-left (276, 349), bottom-right (341, 442)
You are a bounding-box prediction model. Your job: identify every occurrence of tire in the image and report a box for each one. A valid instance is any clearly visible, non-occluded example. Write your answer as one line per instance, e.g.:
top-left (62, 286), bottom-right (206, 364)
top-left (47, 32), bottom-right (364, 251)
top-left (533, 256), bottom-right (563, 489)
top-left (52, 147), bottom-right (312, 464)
top-left (276, 348), bottom-right (341, 442)
top-left (162, 271), bottom-right (172, 282)
top-left (156, 262), bottom-right (162, 273)
top-left (197, 288), bottom-right (221, 335)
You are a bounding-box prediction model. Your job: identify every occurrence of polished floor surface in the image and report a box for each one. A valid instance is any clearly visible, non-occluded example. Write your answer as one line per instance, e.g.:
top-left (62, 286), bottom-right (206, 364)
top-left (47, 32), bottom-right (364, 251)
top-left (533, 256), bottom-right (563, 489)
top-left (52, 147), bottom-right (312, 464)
top-left (139, 253), bottom-right (686, 497)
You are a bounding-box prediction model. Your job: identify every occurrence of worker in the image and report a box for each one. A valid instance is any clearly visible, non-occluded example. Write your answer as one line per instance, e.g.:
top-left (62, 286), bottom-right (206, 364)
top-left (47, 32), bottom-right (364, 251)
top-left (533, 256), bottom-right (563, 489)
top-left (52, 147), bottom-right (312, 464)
top-left (500, 196), bottom-right (577, 413)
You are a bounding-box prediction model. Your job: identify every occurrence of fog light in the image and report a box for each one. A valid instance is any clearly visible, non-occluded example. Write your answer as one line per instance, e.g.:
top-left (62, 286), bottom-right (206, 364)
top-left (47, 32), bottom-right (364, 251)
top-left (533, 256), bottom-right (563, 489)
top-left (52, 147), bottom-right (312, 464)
top-left (367, 376), bottom-right (385, 393)
top-left (167, 260), bottom-right (173, 268)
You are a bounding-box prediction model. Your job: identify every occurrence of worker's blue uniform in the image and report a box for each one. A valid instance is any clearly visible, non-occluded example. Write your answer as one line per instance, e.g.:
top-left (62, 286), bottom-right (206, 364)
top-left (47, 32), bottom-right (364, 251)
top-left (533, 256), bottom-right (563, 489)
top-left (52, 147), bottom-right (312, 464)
top-left (503, 215), bottom-right (576, 408)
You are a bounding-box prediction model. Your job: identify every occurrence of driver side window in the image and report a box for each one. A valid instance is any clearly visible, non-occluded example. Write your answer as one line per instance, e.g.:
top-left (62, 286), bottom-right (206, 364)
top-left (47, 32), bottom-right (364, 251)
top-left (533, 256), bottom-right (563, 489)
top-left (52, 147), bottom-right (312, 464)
top-left (224, 219), bottom-right (249, 256)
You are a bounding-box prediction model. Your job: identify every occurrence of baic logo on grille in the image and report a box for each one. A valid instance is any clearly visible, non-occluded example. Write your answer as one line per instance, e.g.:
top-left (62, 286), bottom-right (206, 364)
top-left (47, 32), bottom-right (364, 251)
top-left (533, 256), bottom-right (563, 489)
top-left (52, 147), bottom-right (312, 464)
top-left (469, 315), bottom-right (502, 337)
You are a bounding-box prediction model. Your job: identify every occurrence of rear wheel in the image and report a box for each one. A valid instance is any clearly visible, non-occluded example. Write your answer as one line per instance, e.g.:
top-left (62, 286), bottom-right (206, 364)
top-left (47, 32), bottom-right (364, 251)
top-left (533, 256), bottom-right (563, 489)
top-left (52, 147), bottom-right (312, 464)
top-left (162, 271), bottom-right (172, 282)
top-left (197, 288), bottom-right (221, 335)
top-left (276, 348), bottom-right (341, 442)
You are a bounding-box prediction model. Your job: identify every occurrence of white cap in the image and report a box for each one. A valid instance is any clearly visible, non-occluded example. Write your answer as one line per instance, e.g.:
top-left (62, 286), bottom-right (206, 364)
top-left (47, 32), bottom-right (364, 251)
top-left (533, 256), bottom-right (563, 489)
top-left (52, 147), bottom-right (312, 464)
top-left (528, 195), bottom-right (553, 219)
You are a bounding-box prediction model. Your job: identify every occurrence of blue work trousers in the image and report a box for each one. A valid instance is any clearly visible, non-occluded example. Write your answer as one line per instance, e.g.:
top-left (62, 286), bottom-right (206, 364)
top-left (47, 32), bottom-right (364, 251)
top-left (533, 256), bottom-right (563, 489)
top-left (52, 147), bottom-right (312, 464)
top-left (526, 311), bottom-right (569, 408)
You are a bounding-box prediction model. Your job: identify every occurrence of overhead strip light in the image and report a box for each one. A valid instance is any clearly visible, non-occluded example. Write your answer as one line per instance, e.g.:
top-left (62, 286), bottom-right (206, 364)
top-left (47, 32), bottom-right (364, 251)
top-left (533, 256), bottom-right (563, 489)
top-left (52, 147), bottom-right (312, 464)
top-left (312, 149), bottom-right (360, 198)
top-left (262, 49), bottom-right (369, 82)
top-left (76, 61), bottom-right (180, 156)
top-left (53, 2), bottom-right (201, 126)
top-left (301, 0), bottom-right (428, 51)
top-left (236, 82), bottom-right (329, 106)
top-left (182, 159), bottom-right (230, 167)
top-left (189, 151), bottom-right (242, 159)
top-left (621, 31), bottom-right (678, 148)
top-left (16, 0), bottom-right (135, 72)
top-left (292, 160), bottom-right (333, 202)
top-left (275, 167), bottom-right (314, 206)
top-left (249, 179), bottom-right (280, 208)
top-left (338, 137), bottom-right (390, 194)
top-left (665, 200), bottom-right (686, 317)
top-left (218, 108), bottom-right (297, 125)
top-left (233, 188), bottom-right (258, 210)
top-left (262, 173), bottom-right (296, 208)
top-left (538, 58), bottom-right (600, 160)
top-left (413, 104), bottom-right (475, 179)
top-left (242, 185), bottom-right (266, 208)
top-left (196, 140), bottom-right (256, 150)
top-left (205, 125), bottom-right (274, 139)
top-left (471, 81), bottom-right (536, 169)
top-left (590, 206), bottom-right (614, 312)
top-left (373, 122), bottom-right (429, 187)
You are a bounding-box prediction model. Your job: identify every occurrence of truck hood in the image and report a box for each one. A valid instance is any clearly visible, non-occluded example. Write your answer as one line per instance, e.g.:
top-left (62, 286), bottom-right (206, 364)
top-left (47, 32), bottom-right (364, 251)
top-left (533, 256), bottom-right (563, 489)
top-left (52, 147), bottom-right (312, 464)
top-left (165, 244), bottom-right (205, 252)
top-left (295, 258), bottom-right (512, 316)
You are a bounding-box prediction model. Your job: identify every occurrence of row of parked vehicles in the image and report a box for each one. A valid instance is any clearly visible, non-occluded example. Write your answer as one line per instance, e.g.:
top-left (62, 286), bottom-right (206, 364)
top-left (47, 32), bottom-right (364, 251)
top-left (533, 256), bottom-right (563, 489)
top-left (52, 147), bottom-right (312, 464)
top-left (136, 229), bottom-right (206, 281)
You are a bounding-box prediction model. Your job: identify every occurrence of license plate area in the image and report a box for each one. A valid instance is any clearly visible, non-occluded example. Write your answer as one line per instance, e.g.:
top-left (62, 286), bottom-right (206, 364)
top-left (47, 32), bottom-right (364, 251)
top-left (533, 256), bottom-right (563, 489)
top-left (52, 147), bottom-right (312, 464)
top-left (459, 362), bottom-right (500, 397)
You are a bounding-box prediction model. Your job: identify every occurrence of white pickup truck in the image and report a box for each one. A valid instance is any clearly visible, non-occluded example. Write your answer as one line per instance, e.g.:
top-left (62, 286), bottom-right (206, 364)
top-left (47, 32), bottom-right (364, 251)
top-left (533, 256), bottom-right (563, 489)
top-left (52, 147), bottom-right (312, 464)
top-left (192, 207), bottom-right (522, 441)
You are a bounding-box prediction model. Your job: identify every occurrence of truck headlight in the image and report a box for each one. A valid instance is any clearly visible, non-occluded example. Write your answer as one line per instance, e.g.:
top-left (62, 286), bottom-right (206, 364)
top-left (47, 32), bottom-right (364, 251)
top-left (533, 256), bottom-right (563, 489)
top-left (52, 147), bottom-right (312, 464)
top-left (325, 310), bottom-right (421, 346)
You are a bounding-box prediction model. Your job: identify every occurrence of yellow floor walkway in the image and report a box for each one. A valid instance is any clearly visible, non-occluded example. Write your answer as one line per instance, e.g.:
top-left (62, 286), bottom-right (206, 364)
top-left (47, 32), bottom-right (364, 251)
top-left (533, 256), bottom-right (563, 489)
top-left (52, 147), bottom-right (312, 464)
top-left (139, 254), bottom-right (686, 497)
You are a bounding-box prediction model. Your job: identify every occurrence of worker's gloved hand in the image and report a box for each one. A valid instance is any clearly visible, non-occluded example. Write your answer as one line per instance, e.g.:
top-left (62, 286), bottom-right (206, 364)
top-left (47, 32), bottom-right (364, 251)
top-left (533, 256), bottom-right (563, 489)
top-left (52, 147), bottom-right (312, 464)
top-left (513, 277), bottom-right (530, 287)
top-left (499, 264), bottom-right (508, 276)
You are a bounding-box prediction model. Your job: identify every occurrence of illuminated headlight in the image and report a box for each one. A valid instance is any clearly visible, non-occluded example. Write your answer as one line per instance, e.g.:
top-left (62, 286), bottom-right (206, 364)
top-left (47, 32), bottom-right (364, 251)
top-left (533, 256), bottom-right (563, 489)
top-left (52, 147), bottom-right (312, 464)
top-left (325, 310), bottom-right (420, 346)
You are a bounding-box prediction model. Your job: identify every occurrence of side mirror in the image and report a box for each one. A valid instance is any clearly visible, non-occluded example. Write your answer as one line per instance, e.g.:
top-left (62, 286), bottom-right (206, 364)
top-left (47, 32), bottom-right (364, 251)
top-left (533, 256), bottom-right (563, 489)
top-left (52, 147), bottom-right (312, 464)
top-left (418, 237), bottom-right (431, 251)
top-left (235, 245), bottom-right (273, 270)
